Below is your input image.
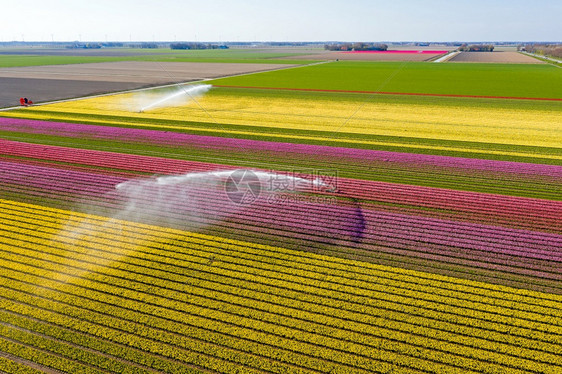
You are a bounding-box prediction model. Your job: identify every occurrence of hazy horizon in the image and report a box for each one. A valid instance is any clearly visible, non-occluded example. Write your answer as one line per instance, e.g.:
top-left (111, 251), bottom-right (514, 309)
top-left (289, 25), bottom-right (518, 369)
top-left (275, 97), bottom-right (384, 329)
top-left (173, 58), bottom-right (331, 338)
top-left (1, 40), bottom-right (559, 44)
top-left (1, 0), bottom-right (560, 43)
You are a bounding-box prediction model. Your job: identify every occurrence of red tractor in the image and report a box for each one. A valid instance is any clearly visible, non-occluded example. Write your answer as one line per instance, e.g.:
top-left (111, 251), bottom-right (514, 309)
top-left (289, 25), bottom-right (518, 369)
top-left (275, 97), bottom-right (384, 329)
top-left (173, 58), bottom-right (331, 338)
top-left (19, 97), bottom-right (33, 106)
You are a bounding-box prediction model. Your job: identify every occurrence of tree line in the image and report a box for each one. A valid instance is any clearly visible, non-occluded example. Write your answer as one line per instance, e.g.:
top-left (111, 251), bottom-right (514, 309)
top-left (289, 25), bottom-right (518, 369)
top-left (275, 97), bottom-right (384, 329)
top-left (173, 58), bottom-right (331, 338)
top-left (324, 43), bottom-right (388, 51)
top-left (170, 43), bottom-right (228, 50)
top-left (458, 44), bottom-right (494, 52)
top-left (520, 44), bottom-right (562, 58)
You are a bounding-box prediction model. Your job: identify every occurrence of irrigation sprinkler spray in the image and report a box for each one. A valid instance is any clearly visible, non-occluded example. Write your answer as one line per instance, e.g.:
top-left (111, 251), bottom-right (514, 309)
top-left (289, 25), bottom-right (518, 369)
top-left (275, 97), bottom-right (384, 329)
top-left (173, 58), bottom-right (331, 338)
top-left (132, 84), bottom-right (212, 113)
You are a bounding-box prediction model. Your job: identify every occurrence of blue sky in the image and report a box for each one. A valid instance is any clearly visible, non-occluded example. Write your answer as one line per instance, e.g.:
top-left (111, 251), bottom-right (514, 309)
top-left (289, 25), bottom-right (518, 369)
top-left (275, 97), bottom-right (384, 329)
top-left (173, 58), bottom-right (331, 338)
top-left (1, 0), bottom-right (560, 42)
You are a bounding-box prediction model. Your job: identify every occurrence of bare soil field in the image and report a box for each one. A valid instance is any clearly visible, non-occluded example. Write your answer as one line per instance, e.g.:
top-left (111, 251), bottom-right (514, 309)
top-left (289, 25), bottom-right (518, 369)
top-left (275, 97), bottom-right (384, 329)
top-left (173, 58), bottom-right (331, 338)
top-left (386, 45), bottom-right (457, 51)
top-left (0, 61), bottom-right (296, 83)
top-left (448, 51), bottom-right (544, 63)
top-left (283, 51), bottom-right (446, 61)
top-left (0, 61), bottom-right (297, 108)
top-left (0, 77), bottom-right (156, 108)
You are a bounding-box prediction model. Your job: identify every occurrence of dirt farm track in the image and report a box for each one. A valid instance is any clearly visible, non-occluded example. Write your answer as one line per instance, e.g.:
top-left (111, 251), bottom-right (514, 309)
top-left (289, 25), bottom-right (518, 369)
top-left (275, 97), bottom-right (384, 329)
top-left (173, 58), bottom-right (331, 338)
top-left (0, 61), bottom-right (297, 108)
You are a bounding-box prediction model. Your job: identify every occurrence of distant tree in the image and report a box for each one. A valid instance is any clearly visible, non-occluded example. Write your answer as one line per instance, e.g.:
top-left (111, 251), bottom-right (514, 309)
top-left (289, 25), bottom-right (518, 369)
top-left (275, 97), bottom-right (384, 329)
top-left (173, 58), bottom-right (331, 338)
top-left (102, 42), bottom-right (124, 47)
top-left (269, 42), bottom-right (306, 46)
top-left (524, 43), bottom-right (562, 58)
top-left (368, 43), bottom-right (388, 51)
top-left (352, 42), bottom-right (367, 51)
top-left (325, 42), bottom-right (387, 51)
top-left (140, 42), bottom-right (158, 49)
top-left (170, 42), bottom-right (228, 50)
top-left (66, 42), bottom-right (81, 49)
top-left (324, 43), bottom-right (352, 51)
top-left (66, 42), bottom-right (101, 49)
top-left (170, 42), bottom-right (191, 50)
top-left (459, 44), bottom-right (494, 52)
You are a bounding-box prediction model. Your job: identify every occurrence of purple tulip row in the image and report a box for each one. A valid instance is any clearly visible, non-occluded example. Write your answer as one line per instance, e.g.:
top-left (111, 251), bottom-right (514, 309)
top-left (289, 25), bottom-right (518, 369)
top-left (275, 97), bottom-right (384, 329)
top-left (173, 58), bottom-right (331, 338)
top-left (1, 136), bottom-right (559, 220)
top-left (2, 157), bottom-right (559, 245)
top-left (1, 138), bottom-right (560, 236)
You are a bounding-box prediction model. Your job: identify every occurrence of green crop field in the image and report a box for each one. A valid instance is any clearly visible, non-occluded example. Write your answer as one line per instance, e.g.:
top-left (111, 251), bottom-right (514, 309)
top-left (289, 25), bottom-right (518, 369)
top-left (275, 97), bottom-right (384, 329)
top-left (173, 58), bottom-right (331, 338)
top-left (0, 55), bottom-right (126, 68)
top-left (103, 48), bottom-right (308, 57)
top-left (0, 49), bottom-right (316, 67)
top-left (211, 61), bottom-right (562, 98)
top-left (205, 85), bottom-right (562, 110)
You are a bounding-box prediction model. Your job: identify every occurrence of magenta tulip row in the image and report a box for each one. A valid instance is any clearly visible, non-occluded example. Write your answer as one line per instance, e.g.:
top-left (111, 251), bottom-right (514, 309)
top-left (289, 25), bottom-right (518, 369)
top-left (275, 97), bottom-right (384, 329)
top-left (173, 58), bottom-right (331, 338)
top-left (2, 137), bottom-right (559, 219)
top-left (2, 162), bottom-right (558, 257)
top-left (2, 157), bottom-right (558, 248)
top-left (3, 158), bottom-right (558, 247)
top-left (1, 138), bottom-right (560, 235)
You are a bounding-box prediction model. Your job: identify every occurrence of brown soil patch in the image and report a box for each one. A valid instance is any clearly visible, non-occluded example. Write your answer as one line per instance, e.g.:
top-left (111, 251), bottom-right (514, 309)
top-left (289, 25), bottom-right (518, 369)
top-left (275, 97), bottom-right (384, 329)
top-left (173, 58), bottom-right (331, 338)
top-left (0, 61), bottom-right (297, 83)
top-left (0, 77), bottom-right (156, 108)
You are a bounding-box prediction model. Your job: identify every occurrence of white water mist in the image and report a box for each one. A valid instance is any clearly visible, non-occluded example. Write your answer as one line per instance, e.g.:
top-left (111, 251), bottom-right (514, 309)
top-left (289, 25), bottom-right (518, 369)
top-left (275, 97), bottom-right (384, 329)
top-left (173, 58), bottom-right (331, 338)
top-left (129, 84), bottom-right (212, 112)
top-left (47, 169), bottom-right (331, 287)
top-left (112, 169), bottom-right (326, 228)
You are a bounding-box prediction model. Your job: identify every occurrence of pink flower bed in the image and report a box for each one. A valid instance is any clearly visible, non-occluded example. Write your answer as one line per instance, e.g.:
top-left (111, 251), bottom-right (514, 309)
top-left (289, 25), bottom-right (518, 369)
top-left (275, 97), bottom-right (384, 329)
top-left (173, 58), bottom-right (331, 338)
top-left (341, 50), bottom-right (448, 54)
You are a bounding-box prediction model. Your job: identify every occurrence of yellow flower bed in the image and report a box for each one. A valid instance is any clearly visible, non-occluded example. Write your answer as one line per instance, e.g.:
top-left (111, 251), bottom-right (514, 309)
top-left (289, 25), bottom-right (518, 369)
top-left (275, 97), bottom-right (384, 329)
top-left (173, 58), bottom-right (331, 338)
top-left (1, 198), bottom-right (561, 373)
top-left (18, 89), bottom-right (562, 148)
